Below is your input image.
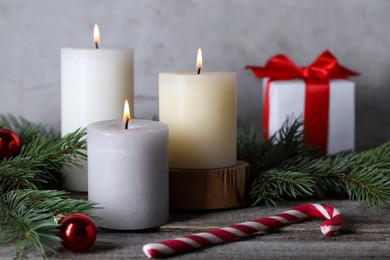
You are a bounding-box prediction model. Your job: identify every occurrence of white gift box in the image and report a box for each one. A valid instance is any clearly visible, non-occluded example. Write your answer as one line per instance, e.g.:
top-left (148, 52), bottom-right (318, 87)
top-left (263, 79), bottom-right (355, 154)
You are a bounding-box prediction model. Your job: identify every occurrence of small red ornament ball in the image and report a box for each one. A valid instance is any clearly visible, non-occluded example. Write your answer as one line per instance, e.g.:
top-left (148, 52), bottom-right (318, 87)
top-left (59, 213), bottom-right (97, 252)
top-left (0, 124), bottom-right (20, 160)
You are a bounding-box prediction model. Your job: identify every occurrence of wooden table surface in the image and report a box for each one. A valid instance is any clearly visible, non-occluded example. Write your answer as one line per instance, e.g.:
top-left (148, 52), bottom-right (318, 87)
top-left (1, 199), bottom-right (389, 259)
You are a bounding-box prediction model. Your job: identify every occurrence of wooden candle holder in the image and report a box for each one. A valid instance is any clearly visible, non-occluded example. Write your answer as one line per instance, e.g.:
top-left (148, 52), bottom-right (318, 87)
top-left (169, 161), bottom-right (250, 210)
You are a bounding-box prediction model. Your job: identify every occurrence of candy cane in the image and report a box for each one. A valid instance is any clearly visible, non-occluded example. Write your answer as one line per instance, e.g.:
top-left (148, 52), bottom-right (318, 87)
top-left (143, 203), bottom-right (343, 258)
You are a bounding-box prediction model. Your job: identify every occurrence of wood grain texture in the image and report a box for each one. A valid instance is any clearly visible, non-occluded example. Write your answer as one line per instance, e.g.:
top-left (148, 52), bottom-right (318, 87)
top-left (169, 161), bottom-right (250, 209)
top-left (0, 200), bottom-right (389, 259)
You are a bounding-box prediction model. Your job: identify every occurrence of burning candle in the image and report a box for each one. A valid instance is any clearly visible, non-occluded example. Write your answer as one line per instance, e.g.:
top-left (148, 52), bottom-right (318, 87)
top-left (61, 24), bottom-right (134, 191)
top-left (87, 101), bottom-right (169, 230)
top-left (159, 48), bottom-right (237, 169)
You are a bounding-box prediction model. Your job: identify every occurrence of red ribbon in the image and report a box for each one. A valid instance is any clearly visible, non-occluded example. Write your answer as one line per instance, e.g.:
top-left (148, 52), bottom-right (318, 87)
top-left (246, 50), bottom-right (359, 153)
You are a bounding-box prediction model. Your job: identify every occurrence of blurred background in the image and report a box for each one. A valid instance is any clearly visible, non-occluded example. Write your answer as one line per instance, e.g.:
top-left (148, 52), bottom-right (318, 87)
top-left (0, 0), bottom-right (389, 150)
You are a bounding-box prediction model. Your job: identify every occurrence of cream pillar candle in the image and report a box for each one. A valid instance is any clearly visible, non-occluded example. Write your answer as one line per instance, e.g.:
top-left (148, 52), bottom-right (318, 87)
top-left (87, 119), bottom-right (169, 230)
top-left (159, 50), bottom-right (237, 169)
top-left (61, 25), bottom-right (133, 191)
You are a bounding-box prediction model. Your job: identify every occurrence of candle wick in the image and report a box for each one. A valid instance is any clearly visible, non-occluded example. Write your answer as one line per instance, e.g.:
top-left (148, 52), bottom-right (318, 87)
top-left (125, 119), bottom-right (129, 130)
top-left (197, 67), bottom-right (201, 75)
top-left (95, 42), bottom-right (99, 49)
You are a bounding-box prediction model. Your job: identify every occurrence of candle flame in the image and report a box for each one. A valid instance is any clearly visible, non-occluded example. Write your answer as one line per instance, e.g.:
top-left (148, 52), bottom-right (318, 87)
top-left (123, 99), bottom-right (131, 123)
top-left (196, 48), bottom-right (202, 72)
top-left (93, 24), bottom-right (100, 47)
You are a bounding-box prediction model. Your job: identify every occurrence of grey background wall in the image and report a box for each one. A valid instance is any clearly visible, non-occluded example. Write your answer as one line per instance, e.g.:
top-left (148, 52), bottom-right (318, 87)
top-left (0, 0), bottom-right (389, 150)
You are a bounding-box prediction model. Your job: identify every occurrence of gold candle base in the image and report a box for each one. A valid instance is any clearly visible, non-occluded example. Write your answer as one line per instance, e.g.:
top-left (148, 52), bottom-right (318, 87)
top-left (169, 161), bottom-right (250, 210)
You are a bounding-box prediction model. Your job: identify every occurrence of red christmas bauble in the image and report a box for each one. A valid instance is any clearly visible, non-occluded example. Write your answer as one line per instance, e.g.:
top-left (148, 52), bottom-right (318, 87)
top-left (0, 125), bottom-right (20, 160)
top-left (59, 213), bottom-right (97, 252)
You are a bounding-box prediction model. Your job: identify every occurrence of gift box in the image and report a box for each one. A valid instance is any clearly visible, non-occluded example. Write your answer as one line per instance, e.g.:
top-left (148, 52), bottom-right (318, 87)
top-left (247, 50), bottom-right (359, 154)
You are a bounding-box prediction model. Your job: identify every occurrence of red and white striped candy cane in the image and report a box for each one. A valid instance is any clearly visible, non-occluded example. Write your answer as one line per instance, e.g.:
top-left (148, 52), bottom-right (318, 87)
top-left (143, 203), bottom-right (343, 258)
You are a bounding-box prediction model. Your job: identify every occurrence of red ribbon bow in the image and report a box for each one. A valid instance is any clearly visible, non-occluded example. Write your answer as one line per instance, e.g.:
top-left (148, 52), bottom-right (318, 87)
top-left (246, 50), bottom-right (359, 80)
top-left (246, 50), bottom-right (359, 153)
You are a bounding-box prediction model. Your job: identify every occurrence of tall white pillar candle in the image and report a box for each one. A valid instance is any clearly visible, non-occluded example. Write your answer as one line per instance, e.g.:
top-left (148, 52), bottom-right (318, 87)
top-left (88, 119), bottom-right (169, 230)
top-left (159, 72), bottom-right (237, 169)
top-left (61, 26), bottom-right (133, 191)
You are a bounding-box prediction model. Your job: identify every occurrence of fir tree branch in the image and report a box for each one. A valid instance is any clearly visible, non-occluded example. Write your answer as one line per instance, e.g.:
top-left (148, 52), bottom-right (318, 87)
top-left (250, 170), bottom-right (316, 207)
top-left (278, 156), bottom-right (348, 196)
top-left (0, 158), bottom-right (47, 191)
top-left (6, 189), bottom-right (97, 215)
top-left (239, 117), bottom-right (390, 208)
top-left (238, 118), bottom-right (314, 175)
top-left (0, 128), bottom-right (87, 191)
top-left (0, 115), bottom-right (93, 258)
top-left (0, 189), bottom-right (97, 258)
top-left (20, 128), bottom-right (87, 168)
top-left (344, 166), bottom-right (390, 208)
top-left (0, 191), bottom-right (60, 258)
